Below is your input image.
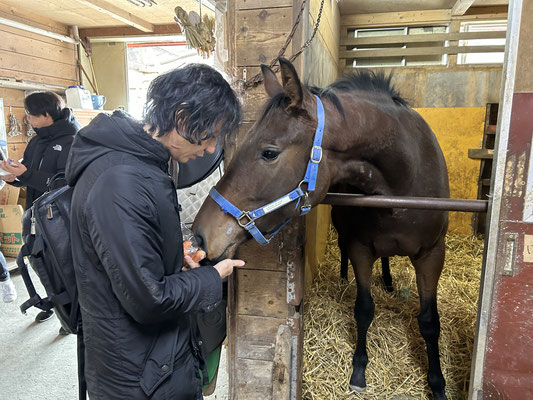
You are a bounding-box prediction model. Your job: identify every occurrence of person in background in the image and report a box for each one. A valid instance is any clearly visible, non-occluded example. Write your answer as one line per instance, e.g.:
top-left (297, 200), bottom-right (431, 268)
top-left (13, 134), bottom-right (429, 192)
top-left (65, 64), bottom-right (244, 399)
top-left (0, 249), bottom-right (17, 303)
top-left (0, 91), bottom-right (80, 326)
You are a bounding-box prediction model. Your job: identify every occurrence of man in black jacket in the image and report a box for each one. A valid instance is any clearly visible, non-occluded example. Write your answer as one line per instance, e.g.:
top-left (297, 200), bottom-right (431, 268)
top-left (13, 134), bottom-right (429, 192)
top-left (0, 91), bottom-right (80, 325)
top-left (65, 64), bottom-right (244, 400)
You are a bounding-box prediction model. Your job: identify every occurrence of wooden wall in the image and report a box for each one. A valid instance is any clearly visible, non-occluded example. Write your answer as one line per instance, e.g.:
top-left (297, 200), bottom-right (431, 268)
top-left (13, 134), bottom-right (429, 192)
top-left (224, 1), bottom-right (307, 399)
top-left (0, 5), bottom-right (78, 162)
top-left (0, 5), bottom-right (78, 205)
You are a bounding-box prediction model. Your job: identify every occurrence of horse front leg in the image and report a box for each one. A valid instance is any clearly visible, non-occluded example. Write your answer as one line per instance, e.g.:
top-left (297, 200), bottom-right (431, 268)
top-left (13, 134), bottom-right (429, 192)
top-left (410, 237), bottom-right (447, 400)
top-left (348, 246), bottom-right (375, 392)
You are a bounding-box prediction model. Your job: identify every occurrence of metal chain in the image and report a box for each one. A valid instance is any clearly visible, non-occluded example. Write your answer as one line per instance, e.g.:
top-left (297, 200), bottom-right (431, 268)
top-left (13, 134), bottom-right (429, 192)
top-left (244, 0), bottom-right (325, 89)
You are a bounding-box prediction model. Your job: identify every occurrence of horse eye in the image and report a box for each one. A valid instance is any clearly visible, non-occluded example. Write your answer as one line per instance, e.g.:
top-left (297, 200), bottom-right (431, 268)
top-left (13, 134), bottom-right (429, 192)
top-left (261, 149), bottom-right (279, 161)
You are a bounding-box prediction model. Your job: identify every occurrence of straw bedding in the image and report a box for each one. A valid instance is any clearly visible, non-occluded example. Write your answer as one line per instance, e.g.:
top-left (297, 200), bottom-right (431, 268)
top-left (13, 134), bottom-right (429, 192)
top-left (303, 228), bottom-right (483, 400)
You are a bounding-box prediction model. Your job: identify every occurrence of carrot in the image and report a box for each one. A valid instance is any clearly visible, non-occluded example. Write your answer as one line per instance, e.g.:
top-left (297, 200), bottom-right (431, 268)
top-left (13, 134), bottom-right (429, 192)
top-left (191, 250), bottom-right (206, 263)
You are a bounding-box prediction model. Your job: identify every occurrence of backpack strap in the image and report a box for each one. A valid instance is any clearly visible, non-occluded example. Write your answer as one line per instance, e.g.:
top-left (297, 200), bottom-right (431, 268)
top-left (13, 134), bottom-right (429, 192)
top-left (77, 323), bottom-right (87, 400)
top-left (17, 245), bottom-right (53, 315)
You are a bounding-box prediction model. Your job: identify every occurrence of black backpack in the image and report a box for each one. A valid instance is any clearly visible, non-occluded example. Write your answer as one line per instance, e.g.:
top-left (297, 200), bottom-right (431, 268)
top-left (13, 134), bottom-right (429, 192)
top-left (17, 176), bottom-right (86, 400)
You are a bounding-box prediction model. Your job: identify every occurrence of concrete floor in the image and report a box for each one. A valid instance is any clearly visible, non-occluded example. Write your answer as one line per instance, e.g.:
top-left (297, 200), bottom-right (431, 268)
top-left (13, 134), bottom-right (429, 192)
top-left (0, 266), bottom-right (228, 400)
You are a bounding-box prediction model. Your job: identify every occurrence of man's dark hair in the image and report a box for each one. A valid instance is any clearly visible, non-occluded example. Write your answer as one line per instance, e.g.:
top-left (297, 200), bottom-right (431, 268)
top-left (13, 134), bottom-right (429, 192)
top-left (24, 91), bottom-right (65, 121)
top-left (144, 64), bottom-right (241, 144)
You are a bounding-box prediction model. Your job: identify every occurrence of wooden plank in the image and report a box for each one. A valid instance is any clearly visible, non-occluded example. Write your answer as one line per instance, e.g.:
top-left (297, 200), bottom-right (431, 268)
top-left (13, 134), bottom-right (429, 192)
top-left (468, 148), bottom-right (494, 159)
top-left (340, 31), bottom-right (507, 46)
top-left (452, 0), bottom-right (477, 16)
top-left (272, 325), bottom-right (291, 400)
top-left (339, 45), bottom-right (505, 59)
top-left (341, 9), bottom-right (451, 28)
top-left (6, 143), bottom-right (26, 162)
top-left (236, 8), bottom-right (292, 66)
top-left (234, 359), bottom-right (274, 399)
top-left (0, 88), bottom-right (25, 108)
top-left (235, 315), bottom-right (285, 360)
top-left (0, 50), bottom-right (77, 82)
top-left (235, 268), bottom-right (288, 318)
top-left (0, 23), bottom-right (75, 50)
top-left (0, 3), bottom-right (69, 35)
top-left (236, 0), bottom-right (293, 10)
top-left (236, 239), bottom-right (285, 271)
top-left (73, 0), bottom-right (154, 33)
top-left (0, 69), bottom-right (76, 88)
top-left (0, 28), bottom-right (76, 66)
top-left (72, 109), bottom-right (107, 127)
top-left (78, 24), bottom-right (179, 38)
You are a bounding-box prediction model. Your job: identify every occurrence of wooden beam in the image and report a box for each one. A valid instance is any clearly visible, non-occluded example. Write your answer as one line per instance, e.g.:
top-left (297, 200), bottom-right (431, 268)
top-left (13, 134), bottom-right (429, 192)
top-left (341, 9), bottom-right (451, 28)
top-left (73, 0), bottom-right (154, 32)
top-left (79, 24), bottom-right (179, 38)
top-left (340, 45), bottom-right (505, 59)
top-left (341, 31), bottom-right (507, 46)
top-left (452, 0), bottom-right (477, 16)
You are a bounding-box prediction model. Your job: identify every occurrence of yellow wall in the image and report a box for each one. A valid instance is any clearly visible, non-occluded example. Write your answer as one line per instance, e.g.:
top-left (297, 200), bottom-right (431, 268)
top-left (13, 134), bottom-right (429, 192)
top-left (414, 107), bottom-right (486, 234)
top-left (91, 42), bottom-right (128, 111)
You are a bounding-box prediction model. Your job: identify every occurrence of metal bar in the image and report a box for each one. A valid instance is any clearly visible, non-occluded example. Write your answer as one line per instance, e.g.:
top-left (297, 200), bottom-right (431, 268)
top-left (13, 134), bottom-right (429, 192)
top-left (322, 193), bottom-right (488, 212)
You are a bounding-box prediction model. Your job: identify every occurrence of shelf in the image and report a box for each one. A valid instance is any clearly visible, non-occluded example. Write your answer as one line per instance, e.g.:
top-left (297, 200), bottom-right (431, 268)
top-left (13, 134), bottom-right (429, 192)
top-left (468, 148), bottom-right (494, 160)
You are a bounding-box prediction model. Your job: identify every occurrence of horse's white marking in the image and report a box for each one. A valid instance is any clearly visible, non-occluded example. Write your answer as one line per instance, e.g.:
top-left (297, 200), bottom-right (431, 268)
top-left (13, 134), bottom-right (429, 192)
top-left (226, 226), bottom-right (233, 236)
top-left (349, 384), bottom-right (366, 393)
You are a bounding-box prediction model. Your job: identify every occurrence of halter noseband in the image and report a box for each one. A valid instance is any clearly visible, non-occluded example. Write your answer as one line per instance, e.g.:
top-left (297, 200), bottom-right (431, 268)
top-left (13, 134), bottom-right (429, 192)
top-left (209, 95), bottom-right (325, 245)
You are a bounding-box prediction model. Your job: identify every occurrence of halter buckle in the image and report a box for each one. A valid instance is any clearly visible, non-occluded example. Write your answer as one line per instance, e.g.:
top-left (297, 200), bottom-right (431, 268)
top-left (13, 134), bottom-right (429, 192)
top-left (237, 211), bottom-right (254, 228)
top-left (310, 146), bottom-right (322, 164)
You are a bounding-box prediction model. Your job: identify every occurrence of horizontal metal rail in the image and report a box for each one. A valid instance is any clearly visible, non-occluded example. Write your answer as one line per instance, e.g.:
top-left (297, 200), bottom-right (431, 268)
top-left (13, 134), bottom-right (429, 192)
top-left (322, 193), bottom-right (488, 212)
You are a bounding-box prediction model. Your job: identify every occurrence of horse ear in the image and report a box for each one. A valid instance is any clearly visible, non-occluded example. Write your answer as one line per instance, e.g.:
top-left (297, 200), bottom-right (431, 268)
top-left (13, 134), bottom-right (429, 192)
top-left (279, 58), bottom-right (303, 108)
top-left (261, 64), bottom-right (283, 98)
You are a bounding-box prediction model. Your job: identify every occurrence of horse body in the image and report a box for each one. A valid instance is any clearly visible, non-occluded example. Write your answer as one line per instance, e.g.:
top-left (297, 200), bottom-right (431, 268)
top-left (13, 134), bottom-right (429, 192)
top-left (193, 58), bottom-right (449, 399)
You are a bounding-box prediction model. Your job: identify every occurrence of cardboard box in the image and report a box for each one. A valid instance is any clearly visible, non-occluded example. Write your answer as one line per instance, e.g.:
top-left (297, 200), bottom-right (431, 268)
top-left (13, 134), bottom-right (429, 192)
top-left (0, 185), bottom-right (21, 205)
top-left (0, 205), bottom-right (24, 257)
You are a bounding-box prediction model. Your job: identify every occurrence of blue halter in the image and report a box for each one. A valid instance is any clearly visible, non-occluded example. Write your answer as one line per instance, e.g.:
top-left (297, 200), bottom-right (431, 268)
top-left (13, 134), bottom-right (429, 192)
top-left (209, 95), bottom-right (325, 245)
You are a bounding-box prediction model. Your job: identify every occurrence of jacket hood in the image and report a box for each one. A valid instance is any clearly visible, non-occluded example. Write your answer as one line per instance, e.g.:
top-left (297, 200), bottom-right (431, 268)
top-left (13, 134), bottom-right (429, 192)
top-left (34, 108), bottom-right (81, 139)
top-left (66, 111), bottom-right (170, 186)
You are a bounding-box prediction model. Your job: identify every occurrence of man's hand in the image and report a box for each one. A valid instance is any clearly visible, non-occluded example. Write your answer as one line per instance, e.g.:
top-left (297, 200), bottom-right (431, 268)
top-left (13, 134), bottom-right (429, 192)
top-left (182, 255), bottom-right (201, 271)
top-left (0, 173), bottom-right (17, 182)
top-left (0, 160), bottom-right (26, 177)
top-left (213, 259), bottom-right (245, 279)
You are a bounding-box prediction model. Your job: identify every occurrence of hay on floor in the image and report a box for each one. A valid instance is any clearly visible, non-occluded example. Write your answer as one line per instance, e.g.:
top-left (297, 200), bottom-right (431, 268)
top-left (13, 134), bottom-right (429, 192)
top-left (303, 228), bottom-right (483, 400)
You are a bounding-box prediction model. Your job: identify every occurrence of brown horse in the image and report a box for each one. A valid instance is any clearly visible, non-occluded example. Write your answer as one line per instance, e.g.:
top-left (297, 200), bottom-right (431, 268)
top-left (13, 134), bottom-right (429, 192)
top-left (193, 58), bottom-right (450, 399)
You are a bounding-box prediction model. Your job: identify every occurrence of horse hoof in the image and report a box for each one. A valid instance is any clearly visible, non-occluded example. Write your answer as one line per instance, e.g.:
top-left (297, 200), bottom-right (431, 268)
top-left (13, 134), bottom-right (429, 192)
top-left (349, 384), bottom-right (366, 393)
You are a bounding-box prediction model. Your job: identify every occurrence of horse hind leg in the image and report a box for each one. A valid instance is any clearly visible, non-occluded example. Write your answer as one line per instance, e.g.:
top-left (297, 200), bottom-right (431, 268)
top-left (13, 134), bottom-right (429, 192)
top-left (347, 246), bottom-right (376, 392)
top-left (410, 237), bottom-right (448, 400)
top-left (339, 234), bottom-right (350, 281)
top-left (380, 257), bottom-right (394, 292)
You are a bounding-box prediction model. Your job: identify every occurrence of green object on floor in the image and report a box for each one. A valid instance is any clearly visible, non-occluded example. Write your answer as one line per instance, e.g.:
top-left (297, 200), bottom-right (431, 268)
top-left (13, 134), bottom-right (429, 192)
top-left (201, 345), bottom-right (222, 389)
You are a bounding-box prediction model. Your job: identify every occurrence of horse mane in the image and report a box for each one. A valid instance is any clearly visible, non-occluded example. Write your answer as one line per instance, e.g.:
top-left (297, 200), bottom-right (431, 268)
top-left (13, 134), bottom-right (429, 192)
top-left (329, 70), bottom-right (408, 107)
top-left (259, 70), bottom-right (407, 124)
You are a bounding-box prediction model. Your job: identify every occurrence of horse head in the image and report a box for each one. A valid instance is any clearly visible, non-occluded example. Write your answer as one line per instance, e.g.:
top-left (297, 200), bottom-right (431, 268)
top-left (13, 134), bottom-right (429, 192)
top-left (193, 58), bottom-right (332, 261)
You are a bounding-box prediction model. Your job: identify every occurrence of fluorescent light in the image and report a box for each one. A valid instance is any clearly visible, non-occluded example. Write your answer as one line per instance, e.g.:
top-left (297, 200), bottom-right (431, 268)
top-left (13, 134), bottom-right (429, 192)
top-left (0, 16), bottom-right (78, 44)
top-left (89, 34), bottom-right (186, 43)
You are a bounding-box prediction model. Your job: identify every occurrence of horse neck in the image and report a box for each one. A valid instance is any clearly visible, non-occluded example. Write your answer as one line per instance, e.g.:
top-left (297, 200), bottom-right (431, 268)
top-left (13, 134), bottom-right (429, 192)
top-left (320, 95), bottom-right (395, 194)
